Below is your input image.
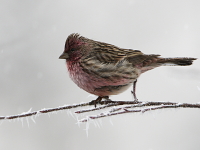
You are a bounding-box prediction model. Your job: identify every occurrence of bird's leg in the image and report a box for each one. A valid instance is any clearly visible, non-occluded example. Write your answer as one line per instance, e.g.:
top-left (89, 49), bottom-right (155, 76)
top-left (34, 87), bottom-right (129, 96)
top-left (131, 79), bottom-right (138, 102)
top-left (89, 96), bottom-right (103, 107)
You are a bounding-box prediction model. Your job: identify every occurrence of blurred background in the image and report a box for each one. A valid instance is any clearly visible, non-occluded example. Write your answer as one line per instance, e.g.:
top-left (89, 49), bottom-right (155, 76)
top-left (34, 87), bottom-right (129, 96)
top-left (0, 0), bottom-right (200, 149)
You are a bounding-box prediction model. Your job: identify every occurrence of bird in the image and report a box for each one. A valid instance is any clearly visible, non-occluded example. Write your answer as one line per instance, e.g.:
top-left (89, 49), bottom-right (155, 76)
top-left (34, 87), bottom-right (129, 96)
top-left (59, 33), bottom-right (197, 106)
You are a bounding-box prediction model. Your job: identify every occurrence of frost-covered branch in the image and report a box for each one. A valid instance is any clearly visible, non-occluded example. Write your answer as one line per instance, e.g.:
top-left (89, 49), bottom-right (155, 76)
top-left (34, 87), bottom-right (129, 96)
top-left (0, 102), bottom-right (89, 120)
top-left (79, 102), bottom-right (200, 122)
top-left (0, 100), bottom-right (200, 122)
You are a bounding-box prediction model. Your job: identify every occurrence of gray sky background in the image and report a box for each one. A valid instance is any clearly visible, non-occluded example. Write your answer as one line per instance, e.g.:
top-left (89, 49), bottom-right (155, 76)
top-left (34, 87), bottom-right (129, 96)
top-left (0, 0), bottom-right (200, 150)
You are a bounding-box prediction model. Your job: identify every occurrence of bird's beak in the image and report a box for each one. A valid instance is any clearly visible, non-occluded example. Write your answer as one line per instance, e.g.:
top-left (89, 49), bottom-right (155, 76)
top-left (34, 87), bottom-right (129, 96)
top-left (59, 53), bottom-right (69, 59)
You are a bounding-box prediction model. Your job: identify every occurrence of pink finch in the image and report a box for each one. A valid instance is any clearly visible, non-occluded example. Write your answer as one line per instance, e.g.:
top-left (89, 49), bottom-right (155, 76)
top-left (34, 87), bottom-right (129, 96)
top-left (59, 33), bottom-right (197, 106)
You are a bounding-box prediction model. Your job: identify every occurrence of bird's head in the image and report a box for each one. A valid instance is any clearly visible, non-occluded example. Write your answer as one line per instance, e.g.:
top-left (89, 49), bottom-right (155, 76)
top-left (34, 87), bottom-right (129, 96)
top-left (59, 33), bottom-right (87, 61)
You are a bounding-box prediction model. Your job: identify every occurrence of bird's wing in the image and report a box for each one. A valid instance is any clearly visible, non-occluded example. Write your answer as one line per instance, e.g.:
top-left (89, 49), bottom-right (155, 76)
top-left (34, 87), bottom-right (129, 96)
top-left (89, 41), bottom-right (144, 64)
top-left (80, 47), bottom-right (144, 81)
top-left (91, 46), bottom-right (160, 66)
top-left (126, 53), bottom-right (161, 66)
top-left (82, 41), bottom-right (161, 73)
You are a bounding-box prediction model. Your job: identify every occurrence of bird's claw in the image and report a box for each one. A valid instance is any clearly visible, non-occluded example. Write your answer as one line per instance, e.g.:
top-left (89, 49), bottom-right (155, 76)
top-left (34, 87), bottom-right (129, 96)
top-left (89, 100), bottom-right (99, 107)
top-left (89, 96), bottom-right (114, 107)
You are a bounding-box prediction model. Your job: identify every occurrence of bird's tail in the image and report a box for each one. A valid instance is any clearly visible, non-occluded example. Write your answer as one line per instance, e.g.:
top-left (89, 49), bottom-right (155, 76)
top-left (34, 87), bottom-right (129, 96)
top-left (157, 57), bottom-right (197, 66)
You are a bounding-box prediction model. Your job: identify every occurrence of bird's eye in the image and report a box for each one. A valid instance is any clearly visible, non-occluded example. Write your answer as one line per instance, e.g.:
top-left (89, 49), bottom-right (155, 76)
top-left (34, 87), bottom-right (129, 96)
top-left (71, 48), bottom-right (76, 51)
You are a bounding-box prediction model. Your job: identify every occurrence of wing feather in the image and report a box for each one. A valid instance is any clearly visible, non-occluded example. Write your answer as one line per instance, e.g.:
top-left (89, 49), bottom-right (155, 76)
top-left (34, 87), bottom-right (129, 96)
top-left (90, 41), bottom-right (144, 63)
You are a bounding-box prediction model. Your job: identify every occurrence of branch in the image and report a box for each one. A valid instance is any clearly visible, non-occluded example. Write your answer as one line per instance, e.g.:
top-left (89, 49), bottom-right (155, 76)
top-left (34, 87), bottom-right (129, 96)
top-left (0, 100), bottom-right (200, 123)
top-left (0, 102), bottom-right (89, 120)
top-left (79, 102), bottom-right (200, 122)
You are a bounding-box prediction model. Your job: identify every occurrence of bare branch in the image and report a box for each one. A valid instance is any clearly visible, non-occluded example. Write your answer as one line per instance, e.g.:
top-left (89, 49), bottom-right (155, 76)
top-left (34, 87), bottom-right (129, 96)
top-left (0, 100), bottom-right (199, 122)
top-left (79, 102), bottom-right (200, 122)
top-left (75, 101), bottom-right (178, 113)
top-left (0, 102), bottom-right (89, 120)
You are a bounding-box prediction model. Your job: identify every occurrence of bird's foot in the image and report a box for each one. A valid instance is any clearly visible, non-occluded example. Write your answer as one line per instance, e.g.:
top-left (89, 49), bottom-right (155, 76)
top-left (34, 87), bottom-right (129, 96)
top-left (100, 96), bottom-right (115, 105)
top-left (89, 97), bottom-right (102, 107)
top-left (133, 99), bottom-right (140, 104)
top-left (89, 96), bottom-right (114, 107)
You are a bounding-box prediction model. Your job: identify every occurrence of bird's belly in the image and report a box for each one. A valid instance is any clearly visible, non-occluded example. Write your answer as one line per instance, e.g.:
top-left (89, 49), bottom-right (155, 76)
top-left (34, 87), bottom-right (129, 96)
top-left (67, 62), bottom-right (137, 96)
top-left (93, 83), bottom-right (132, 96)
